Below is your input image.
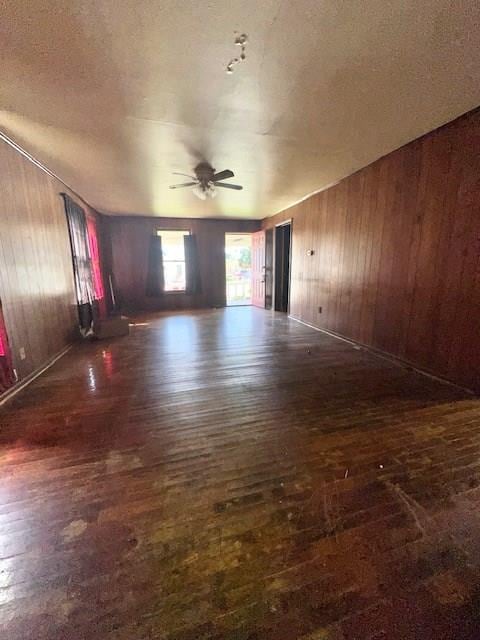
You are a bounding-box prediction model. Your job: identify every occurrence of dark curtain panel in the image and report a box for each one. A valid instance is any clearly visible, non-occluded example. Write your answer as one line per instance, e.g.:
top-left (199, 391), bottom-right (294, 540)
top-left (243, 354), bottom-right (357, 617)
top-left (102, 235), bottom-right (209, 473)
top-left (146, 235), bottom-right (165, 296)
top-left (0, 301), bottom-right (15, 393)
top-left (184, 234), bottom-right (202, 295)
top-left (62, 194), bottom-right (94, 306)
top-left (62, 194), bottom-right (95, 331)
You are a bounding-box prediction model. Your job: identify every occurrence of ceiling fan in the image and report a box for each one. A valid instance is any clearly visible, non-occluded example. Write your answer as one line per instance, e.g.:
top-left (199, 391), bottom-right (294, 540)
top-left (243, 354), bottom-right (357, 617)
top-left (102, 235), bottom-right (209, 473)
top-left (169, 162), bottom-right (243, 200)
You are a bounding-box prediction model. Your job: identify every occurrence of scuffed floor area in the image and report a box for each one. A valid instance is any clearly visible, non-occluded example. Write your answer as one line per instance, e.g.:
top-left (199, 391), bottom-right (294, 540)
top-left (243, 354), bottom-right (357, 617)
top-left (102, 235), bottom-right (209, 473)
top-left (0, 307), bottom-right (479, 639)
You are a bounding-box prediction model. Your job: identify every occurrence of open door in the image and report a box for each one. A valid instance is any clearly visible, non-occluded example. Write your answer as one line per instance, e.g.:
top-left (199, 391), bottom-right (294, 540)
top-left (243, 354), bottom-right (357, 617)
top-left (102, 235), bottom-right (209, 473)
top-left (252, 230), bottom-right (265, 308)
top-left (264, 229), bottom-right (273, 309)
top-left (274, 222), bottom-right (291, 312)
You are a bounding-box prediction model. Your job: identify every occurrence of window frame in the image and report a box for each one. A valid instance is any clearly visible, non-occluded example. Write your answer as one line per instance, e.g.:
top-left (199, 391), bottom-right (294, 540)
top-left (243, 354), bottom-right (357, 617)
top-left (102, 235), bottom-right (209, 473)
top-left (156, 228), bottom-right (190, 293)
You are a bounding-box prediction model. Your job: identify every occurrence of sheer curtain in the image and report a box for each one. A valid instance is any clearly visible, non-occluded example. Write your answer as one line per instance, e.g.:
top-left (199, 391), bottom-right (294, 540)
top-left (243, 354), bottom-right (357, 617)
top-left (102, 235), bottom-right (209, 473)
top-left (62, 194), bottom-right (106, 330)
top-left (62, 194), bottom-right (94, 305)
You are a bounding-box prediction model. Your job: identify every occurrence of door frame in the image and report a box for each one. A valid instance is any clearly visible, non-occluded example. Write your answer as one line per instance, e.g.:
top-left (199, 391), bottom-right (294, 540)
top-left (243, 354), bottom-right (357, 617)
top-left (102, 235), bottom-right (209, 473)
top-left (273, 219), bottom-right (292, 313)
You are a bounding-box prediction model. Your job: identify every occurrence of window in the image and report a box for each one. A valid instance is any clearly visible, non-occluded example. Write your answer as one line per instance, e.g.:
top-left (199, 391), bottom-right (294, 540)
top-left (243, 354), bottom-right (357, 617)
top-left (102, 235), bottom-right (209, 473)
top-left (63, 195), bottom-right (95, 305)
top-left (157, 229), bottom-right (190, 292)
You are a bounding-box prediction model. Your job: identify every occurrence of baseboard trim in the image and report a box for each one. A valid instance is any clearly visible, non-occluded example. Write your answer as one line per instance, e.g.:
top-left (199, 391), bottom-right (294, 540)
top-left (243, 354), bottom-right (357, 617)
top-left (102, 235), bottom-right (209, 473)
top-left (288, 315), bottom-right (476, 396)
top-left (0, 345), bottom-right (72, 408)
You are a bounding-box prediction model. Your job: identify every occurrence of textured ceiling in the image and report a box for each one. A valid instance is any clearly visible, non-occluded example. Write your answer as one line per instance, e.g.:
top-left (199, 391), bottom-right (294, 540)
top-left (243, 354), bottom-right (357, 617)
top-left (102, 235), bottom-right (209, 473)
top-left (1, 0), bottom-right (479, 219)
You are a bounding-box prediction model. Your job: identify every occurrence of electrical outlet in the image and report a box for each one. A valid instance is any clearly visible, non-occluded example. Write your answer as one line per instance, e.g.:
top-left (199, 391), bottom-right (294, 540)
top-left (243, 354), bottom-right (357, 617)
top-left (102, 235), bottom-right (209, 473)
top-left (318, 306), bottom-right (323, 314)
top-left (19, 347), bottom-right (26, 360)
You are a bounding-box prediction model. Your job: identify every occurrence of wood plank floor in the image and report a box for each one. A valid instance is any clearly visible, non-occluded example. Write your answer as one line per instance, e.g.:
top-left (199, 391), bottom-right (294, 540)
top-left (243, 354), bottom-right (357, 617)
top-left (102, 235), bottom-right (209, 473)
top-left (0, 307), bottom-right (479, 640)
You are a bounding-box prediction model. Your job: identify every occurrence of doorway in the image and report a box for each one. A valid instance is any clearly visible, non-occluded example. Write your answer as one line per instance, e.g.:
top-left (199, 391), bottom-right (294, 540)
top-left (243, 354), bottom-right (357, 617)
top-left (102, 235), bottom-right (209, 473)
top-left (274, 221), bottom-right (291, 312)
top-left (225, 233), bottom-right (252, 306)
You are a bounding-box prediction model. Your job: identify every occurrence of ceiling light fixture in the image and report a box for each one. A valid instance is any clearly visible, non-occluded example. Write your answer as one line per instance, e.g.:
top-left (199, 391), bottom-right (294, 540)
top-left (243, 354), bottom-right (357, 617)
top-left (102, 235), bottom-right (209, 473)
top-left (193, 185), bottom-right (207, 200)
top-left (193, 183), bottom-right (218, 200)
top-left (169, 162), bottom-right (243, 197)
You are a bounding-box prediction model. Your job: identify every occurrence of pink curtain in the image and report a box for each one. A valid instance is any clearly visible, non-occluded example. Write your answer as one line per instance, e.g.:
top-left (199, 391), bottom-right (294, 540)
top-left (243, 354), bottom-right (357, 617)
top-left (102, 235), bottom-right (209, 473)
top-left (0, 302), bottom-right (14, 393)
top-left (87, 217), bottom-right (105, 301)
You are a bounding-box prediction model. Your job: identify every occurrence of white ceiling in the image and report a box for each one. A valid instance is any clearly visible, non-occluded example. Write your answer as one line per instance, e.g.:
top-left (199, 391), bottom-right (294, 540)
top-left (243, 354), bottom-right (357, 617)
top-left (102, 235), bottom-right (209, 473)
top-left (1, 0), bottom-right (479, 219)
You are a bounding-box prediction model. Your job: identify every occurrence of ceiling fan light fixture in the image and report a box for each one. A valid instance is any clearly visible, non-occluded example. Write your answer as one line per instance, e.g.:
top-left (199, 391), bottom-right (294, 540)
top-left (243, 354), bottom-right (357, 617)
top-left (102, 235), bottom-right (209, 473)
top-left (193, 185), bottom-right (207, 200)
top-left (169, 163), bottom-right (242, 197)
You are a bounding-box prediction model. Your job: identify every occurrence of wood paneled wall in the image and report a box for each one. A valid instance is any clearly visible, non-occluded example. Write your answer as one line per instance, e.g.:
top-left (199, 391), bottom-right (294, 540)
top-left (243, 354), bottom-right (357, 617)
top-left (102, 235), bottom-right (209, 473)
top-left (0, 137), bottom-right (101, 385)
top-left (103, 216), bottom-right (261, 312)
top-left (263, 108), bottom-right (480, 392)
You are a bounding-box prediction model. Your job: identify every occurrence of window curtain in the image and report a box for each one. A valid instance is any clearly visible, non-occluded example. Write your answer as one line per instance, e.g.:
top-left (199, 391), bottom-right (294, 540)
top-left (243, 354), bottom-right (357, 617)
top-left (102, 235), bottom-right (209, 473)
top-left (86, 218), bottom-right (105, 301)
top-left (86, 217), bottom-right (106, 317)
top-left (184, 234), bottom-right (202, 295)
top-left (0, 301), bottom-right (14, 393)
top-left (62, 194), bottom-right (94, 305)
top-left (62, 194), bottom-right (96, 330)
top-left (146, 235), bottom-right (165, 296)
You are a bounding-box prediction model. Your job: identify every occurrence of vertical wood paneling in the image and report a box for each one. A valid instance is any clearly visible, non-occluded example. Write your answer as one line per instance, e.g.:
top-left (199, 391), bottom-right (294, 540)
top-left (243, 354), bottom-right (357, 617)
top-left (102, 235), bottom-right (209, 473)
top-left (0, 137), bottom-right (102, 385)
top-left (263, 108), bottom-right (480, 392)
top-left (104, 216), bottom-right (261, 312)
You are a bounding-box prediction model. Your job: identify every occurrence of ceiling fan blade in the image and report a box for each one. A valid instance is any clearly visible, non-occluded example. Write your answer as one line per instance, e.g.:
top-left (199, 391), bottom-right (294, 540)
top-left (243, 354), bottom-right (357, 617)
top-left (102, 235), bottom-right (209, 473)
top-left (172, 172), bottom-right (196, 179)
top-left (169, 182), bottom-right (198, 189)
top-left (212, 169), bottom-right (234, 181)
top-left (214, 182), bottom-right (243, 190)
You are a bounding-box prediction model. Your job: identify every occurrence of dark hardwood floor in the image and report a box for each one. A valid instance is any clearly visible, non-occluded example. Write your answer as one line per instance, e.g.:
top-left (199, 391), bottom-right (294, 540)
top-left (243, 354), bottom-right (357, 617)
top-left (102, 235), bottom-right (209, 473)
top-left (0, 307), bottom-right (479, 640)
